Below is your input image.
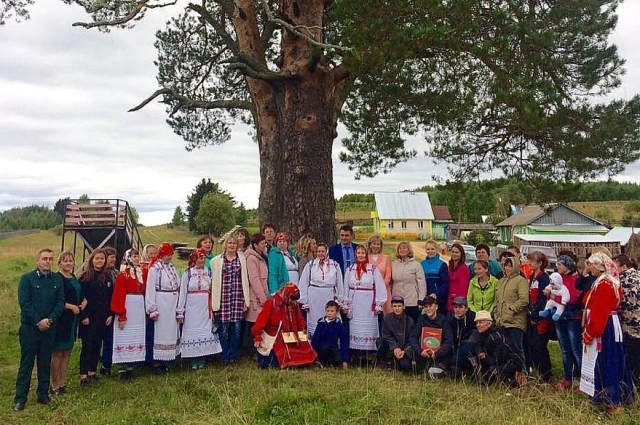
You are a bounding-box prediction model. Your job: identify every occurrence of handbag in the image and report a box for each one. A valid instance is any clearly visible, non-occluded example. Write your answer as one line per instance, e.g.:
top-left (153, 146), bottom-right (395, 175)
top-left (257, 321), bottom-right (281, 356)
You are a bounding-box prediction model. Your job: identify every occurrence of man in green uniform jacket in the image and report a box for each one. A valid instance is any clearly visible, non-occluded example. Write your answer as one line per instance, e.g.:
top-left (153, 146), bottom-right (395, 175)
top-left (13, 248), bottom-right (65, 412)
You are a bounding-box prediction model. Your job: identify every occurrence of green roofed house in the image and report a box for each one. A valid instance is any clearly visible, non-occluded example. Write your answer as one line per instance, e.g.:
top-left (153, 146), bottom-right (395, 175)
top-left (371, 192), bottom-right (434, 238)
top-left (496, 203), bottom-right (609, 244)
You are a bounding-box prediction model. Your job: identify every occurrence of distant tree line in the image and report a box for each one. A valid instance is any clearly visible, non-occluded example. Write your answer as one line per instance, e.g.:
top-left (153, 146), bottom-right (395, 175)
top-left (0, 205), bottom-right (61, 232)
top-left (336, 179), bottom-right (640, 224)
top-left (0, 196), bottom-right (140, 232)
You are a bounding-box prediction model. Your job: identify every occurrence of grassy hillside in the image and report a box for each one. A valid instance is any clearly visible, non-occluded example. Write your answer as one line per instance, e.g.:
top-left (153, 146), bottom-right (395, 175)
top-left (0, 228), bottom-right (637, 424)
top-left (569, 201), bottom-right (630, 224)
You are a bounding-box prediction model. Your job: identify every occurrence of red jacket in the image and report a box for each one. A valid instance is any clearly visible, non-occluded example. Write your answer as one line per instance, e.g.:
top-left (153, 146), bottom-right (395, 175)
top-left (584, 277), bottom-right (621, 340)
top-left (111, 268), bottom-right (146, 322)
top-left (447, 263), bottom-right (471, 312)
top-left (251, 294), bottom-right (306, 342)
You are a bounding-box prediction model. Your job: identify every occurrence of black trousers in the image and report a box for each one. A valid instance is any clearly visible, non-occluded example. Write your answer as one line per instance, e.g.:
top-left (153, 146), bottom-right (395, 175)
top-left (317, 345), bottom-right (342, 367)
top-left (80, 335), bottom-right (103, 375)
top-left (625, 335), bottom-right (640, 388)
top-left (100, 320), bottom-right (114, 370)
top-left (527, 324), bottom-right (552, 382)
top-left (376, 338), bottom-right (413, 371)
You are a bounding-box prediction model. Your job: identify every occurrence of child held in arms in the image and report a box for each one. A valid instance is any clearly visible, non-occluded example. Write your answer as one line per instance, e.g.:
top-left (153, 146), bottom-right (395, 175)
top-left (539, 272), bottom-right (569, 321)
top-left (311, 301), bottom-right (349, 370)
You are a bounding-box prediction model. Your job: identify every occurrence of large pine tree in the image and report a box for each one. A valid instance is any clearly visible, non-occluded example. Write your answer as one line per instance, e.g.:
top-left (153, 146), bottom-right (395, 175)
top-left (44, 0), bottom-right (640, 242)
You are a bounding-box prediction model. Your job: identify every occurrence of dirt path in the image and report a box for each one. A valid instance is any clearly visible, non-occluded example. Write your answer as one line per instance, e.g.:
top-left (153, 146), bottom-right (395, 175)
top-left (409, 241), bottom-right (450, 262)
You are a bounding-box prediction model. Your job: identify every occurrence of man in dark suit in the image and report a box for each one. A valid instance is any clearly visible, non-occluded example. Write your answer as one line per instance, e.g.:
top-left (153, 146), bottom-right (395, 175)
top-left (328, 224), bottom-right (355, 276)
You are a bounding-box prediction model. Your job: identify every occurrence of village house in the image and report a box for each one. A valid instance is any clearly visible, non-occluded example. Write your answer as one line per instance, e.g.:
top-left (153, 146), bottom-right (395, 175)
top-left (371, 192), bottom-right (434, 238)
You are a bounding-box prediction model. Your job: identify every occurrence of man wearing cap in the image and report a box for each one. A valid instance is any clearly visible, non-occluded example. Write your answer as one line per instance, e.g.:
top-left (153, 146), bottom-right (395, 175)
top-left (473, 310), bottom-right (524, 386)
top-left (448, 296), bottom-right (478, 375)
top-left (378, 295), bottom-right (415, 371)
top-left (409, 295), bottom-right (453, 376)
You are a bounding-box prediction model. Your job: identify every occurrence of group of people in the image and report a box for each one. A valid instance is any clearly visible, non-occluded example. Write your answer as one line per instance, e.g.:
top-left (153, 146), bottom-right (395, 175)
top-left (12, 224), bottom-right (639, 415)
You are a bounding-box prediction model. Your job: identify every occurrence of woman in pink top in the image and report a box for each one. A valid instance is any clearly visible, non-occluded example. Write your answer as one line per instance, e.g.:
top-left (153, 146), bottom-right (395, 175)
top-left (447, 243), bottom-right (471, 312)
top-left (367, 234), bottom-right (392, 313)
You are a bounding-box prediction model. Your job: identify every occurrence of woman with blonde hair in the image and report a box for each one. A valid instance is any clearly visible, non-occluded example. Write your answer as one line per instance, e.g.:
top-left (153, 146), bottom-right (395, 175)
top-left (295, 234), bottom-right (317, 275)
top-left (51, 251), bottom-right (86, 394)
top-left (420, 239), bottom-right (449, 314)
top-left (211, 235), bottom-right (250, 365)
top-left (580, 251), bottom-right (634, 414)
top-left (366, 234), bottom-right (392, 314)
top-left (391, 242), bottom-right (426, 322)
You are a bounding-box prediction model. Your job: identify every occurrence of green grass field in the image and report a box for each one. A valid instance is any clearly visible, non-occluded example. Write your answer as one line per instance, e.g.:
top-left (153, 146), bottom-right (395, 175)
top-left (0, 228), bottom-right (638, 424)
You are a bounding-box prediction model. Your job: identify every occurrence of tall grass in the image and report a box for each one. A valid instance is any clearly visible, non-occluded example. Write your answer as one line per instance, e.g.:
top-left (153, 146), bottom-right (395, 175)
top-left (0, 228), bottom-right (638, 424)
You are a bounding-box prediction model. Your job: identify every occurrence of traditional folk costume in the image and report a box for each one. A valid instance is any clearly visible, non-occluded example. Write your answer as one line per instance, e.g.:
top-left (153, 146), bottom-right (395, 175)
top-left (580, 252), bottom-right (634, 410)
top-left (111, 250), bottom-right (147, 366)
top-left (252, 283), bottom-right (317, 368)
top-left (344, 261), bottom-right (387, 351)
top-left (299, 257), bottom-right (344, 337)
top-left (145, 243), bottom-right (180, 363)
top-left (177, 249), bottom-right (222, 367)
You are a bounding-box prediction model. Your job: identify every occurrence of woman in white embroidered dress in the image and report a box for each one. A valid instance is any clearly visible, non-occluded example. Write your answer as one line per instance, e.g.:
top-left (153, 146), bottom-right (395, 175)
top-left (344, 244), bottom-right (387, 356)
top-left (299, 243), bottom-right (344, 338)
top-left (177, 248), bottom-right (222, 370)
top-left (111, 249), bottom-right (146, 380)
top-left (145, 242), bottom-right (181, 374)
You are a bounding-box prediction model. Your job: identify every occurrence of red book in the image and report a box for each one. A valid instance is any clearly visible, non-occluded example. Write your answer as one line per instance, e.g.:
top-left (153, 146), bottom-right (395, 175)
top-left (420, 327), bottom-right (443, 352)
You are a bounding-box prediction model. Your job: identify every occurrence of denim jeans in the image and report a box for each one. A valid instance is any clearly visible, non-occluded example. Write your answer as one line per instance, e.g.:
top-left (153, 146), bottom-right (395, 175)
top-left (219, 320), bottom-right (243, 363)
top-left (555, 319), bottom-right (582, 381)
top-left (505, 327), bottom-right (526, 370)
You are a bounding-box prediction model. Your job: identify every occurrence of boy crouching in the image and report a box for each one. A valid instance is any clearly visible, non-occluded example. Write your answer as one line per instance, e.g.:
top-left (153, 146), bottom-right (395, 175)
top-left (311, 301), bottom-right (349, 370)
top-left (377, 295), bottom-right (415, 371)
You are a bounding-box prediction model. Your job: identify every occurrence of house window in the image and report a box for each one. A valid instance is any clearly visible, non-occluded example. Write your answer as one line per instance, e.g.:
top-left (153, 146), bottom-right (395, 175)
top-left (401, 220), bottom-right (407, 229)
top-left (417, 220), bottom-right (424, 229)
top-left (387, 221), bottom-right (394, 229)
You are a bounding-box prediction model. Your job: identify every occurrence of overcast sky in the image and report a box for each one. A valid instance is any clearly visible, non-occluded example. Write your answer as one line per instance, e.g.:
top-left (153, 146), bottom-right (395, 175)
top-left (1, 2), bottom-right (639, 225)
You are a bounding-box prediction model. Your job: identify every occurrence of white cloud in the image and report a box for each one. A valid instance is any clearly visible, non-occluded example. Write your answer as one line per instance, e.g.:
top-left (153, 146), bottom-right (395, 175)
top-left (1, 2), bottom-right (639, 225)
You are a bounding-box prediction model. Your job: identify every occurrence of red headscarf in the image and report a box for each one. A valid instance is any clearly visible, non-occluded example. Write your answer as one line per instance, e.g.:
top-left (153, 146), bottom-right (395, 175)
top-left (149, 242), bottom-right (174, 269)
top-left (275, 232), bottom-right (290, 242)
top-left (188, 248), bottom-right (207, 268)
top-left (279, 282), bottom-right (299, 303)
top-left (354, 244), bottom-right (368, 280)
top-left (276, 282), bottom-right (302, 334)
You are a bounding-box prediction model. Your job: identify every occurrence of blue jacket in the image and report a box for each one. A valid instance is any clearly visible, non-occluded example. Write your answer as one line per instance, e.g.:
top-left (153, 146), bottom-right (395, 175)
top-left (328, 243), bottom-right (354, 276)
top-left (311, 317), bottom-right (349, 362)
top-left (267, 247), bottom-right (299, 295)
top-left (420, 255), bottom-right (449, 311)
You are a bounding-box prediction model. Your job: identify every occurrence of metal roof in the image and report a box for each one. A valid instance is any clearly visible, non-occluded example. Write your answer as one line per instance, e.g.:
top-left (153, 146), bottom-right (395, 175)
top-left (497, 203), bottom-right (604, 227)
top-left (528, 224), bottom-right (609, 233)
top-left (514, 234), bottom-right (619, 243)
top-left (605, 227), bottom-right (640, 246)
top-left (373, 192), bottom-right (434, 220)
top-left (432, 205), bottom-right (452, 221)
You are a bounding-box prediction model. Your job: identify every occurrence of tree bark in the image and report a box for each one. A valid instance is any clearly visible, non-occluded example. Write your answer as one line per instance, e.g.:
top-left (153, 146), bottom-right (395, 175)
top-left (258, 68), bottom-right (339, 245)
top-left (233, 0), bottom-right (342, 244)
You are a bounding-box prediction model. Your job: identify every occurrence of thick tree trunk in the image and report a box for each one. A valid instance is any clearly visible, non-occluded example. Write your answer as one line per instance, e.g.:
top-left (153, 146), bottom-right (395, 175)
top-left (233, 0), bottom-right (343, 244)
top-left (258, 73), bottom-right (338, 245)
